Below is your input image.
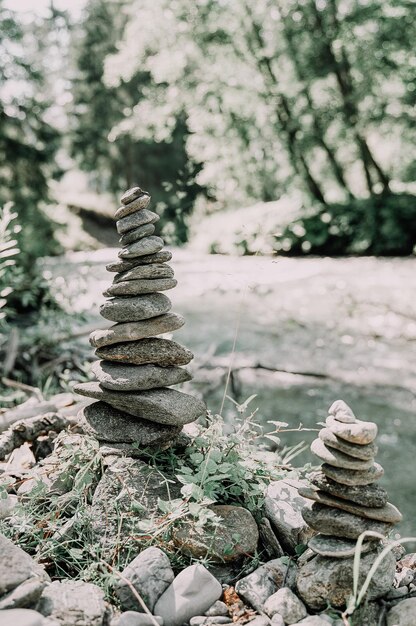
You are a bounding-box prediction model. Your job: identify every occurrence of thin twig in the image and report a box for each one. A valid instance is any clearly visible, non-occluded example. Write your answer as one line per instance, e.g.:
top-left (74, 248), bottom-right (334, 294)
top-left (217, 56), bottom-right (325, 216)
top-left (2, 377), bottom-right (43, 400)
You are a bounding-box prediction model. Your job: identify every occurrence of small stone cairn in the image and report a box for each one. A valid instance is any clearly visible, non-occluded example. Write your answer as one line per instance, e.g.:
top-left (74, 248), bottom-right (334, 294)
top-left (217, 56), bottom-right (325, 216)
top-left (299, 399), bottom-right (402, 558)
top-left (74, 186), bottom-right (206, 454)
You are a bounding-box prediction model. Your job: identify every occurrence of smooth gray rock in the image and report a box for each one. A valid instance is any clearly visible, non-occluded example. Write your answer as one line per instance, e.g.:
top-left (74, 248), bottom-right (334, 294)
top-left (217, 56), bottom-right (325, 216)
top-left (307, 534), bottom-right (375, 558)
top-left (74, 383), bottom-right (206, 426)
top-left (263, 587), bottom-right (307, 624)
top-left (117, 209), bottom-right (159, 234)
top-left (310, 439), bottom-right (373, 470)
top-left (37, 580), bottom-right (107, 626)
top-left (114, 264), bottom-right (174, 283)
top-left (328, 400), bottom-right (357, 423)
top-left (263, 479), bottom-right (314, 553)
top-left (104, 278), bottom-right (177, 297)
top-left (319, 428), bottom-right (377, 460)
top-left (115, 547), bottom-right (174, 612)
top-left (113, 613), bottom-right (163, 626)
top-left (189, 618), bottom-right (231, 626)
top-left (321, 462), bottom-right (384, 486)
top-left (91, 362), bottom-right (191, 391)
top-left (326, 416), bottom-right (377, 445)
top-left (269, 616), bottom-right (283, 626)
top-left (235, 558), bottom-right (295, 612)
top-left (302, 503), bottom-right (393, 539)
top-left (0, 609), bottom-right (47, 626)
top-left (387, 598), bottom-right (416, 625)
top-left (100, 294), bottom-right (171, 323)
top-left (258, 517), bottom-right (284, 559)
top-left (0, 577), bottom-right (46, 610)
top-left (296, 548), bottom-right (396, 610)
top-left (116, 193), bottom-right (151, 219)
top-left (153, 564), bottom-right (222, 626)
top-left (89, 313), bottom-right (185, 348)
top-left (120, 186), bottom-right (148, 206)
top-left (295, 618), bottom-right (332, 626)
top-left (79, 402), bottom-right (181, 444)
top-left (299, 487), bottom-right (402, 523)
top-left (308, 470), bottom-right (387, 507)
top-left (106, 251), bottom-right (172, 273)
top-left (0, 493), bottom-right (17, 519)
top-left (119, 237), bottom-right (164, 260)
top-left (119, 223), bottom-right (155, 246)
top-left (95, 338), bottom-right (193, 367)
top-left (204, 601), bottom-right (229, 617)
top-left (0, 534), bottom-right (49, 597)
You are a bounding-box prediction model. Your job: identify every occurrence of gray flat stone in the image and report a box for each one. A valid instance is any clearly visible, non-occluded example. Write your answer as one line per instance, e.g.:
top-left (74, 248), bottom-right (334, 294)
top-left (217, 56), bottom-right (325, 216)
top-left (104, 278), bottom-right (177, 297)
top-left (321, 462), bottom-right (384, 486)
top-left (319, 428), bottom-right (377, 460)
top-left (114, 614), bottom-right (163, 626)
top-left (308, 470), bottom-right (387, 507)
top-left (235, 558), bottom-right (296, 612)
top-left (0, 577), bottom-right (47, 610)
top-left (299, 487), bottom-right (402, 523)
top-left (37, 580), bottom-right (106, 626)
top-left (117, 210), bottom-right (160, 234)
top-left (0, 609), bottom-right (47, 626)
top-left (204, 601), bottom-right (229, 617)
top-left (263, 587), bottom-right (307, 624)
top-left (119, 236), bottom-right (164, 259)
top-left (115, 547), bottom-right (174, 612)
top-left (74, 382), bottom-right (206, 426)
top-left (302, 502), bottom-right (393, 540)
top-left (387, 598), bottom-right (416, 626)
top-left (116, 192), bottom-right (151, 219)
top-left (311, 438), bottom-right (374, 470)
top-left (106, 251), bottom-right (173, 273)
top-left (0, 534), bottom-right (49, 597)
top-left (120, 186), bottom-right (148, 206)
top-left (114, 264), bottom-right (174, 283)
top-left (90, 313), bottom-right (185, 348)
top-left (326, 415), bottom-right (377, 445)
top-left (119, 223), bottom-right (155, 246)
top-left (91, 362), bottom-right (191, 391)
top-left (328, 400), bottom-right (357, 423)
top-left (96, 338), bottom-right (193, 366)
top-left (79, 402), bottom-right (181, 444)
top-left (308, 534), bottom-right (376, 558)
top-left (100, 294), bottom-right (171, 322)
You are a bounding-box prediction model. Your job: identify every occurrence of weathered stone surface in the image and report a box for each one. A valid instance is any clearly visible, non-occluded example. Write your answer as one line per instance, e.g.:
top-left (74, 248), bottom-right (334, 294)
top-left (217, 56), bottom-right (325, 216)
top-left (299, 487), bottom-right (402, 523)
top-left (258, 517), bottom-right (284, 559)
top-left (328, 400), bottom-right (357, 423)
top-left (37, 580), bottom-right (107, 626)
top-left (119, 236), bottom-right (164, 260)
top-left (204, 601), bottom-right (229, 617)
top-left (90, 313), bottom-right (185, 348)
top-left (153, 564), bottom-right (222, 626)
top-left (302, 503), bottom-right (393, 539)
top-left (321, 462), bottom-right (384, 486)
top-left (386, 598), bottom-right (416, 626)
top-left (296, 548), bottom-right (396, 610)
top-left (0, 534), bottom-right (49, 597)
top-left (117, 210), bottom-right (160, 235)
top-left (116, 193), bottom-right (151, 219)
top-left (0, 578), bottom-right (46, 610)
top-left (263, 587), bottom-right (307, 624)
top-left (235, 558), bottom-right (295, 612)
top-left (120, 186), bottom-right (148, 206)
top-left (114, 264), bottom-right (174, 283)
top-left (308, 535), bottom-right (376, 558)
top-left (326, 415), bottom-right (377, 445)
top-left (91, 458), bottom-right (181, 557)
top-left (91, 362), bottom-right (191, 391)
top-left (172, 505), bottom-right (259, 562)
top-left (189, 617), bottom-right (231, 626)
top-left (96, 338), bottom-right (193, 367)
top-left (100, 294), bottom-right (171, 322)
top-left (319, 428), bottom-right (377, 460)
top-left (104, 278), bottom-right (177, 297)
top-left (74, 383), bottom-right (206, 426)
top-left (79, 402), bottom-right (181, 444)
top-left (269, 616), bottom-right (283, 626)
top-left (0, 609), bottom-right (47, 626)
top-left (106, 251), bottom-right (173, 273)
top-left (115, 547), bottom-right (174, 612)
top-left (0, 493), bottom-right (17, 519)
top-left (263, 479), bottom-right (314, 553)
top-left (308, 470), bottom-right (388, 507)
top-left (295, 618), bottom-right (333, 626)
top-left (113, 613), bottom-right (164, 626)
top-left (119, 223), bottom-right (155, 246)
top-left (311, 439), bottom-right (373, 470)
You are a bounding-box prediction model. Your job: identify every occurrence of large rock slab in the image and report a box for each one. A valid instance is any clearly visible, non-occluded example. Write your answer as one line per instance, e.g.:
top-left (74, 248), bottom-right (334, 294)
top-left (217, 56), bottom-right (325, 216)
top-left (326, 416), bottom-right (377, 445)
top-left (307, 535), bottom-right (376, 558)
top-left (319, 428), bottom-right (377, 460)
top-left (79, 402), bottom-right (181, 444)
top-left (95, 338), bottom-right (193, 367)
top-left (89, 313), bottom-right (185, 348)
top-left (153, 564), bottom-right (222, 626)
top-left (235, 558), bottom-right (296, 612)
top-left (91, 362), bottom-right (191, 391)
top-left (114, 264), bottom-right (174, 283)
top-left (115, 547), bottom-right (174, 612)
top-left (37, 580), bottom-right (107, 626)
top-left (321, 462), bottom-right (384, 486)
top-left (302, 502), bottom-right (393, 539)
top-left (100, 294), bottom-right (171, 323)
top-left (296, 548), bottom-right (396, 610)
top-left (386, 598), bottom-right (416, 626)
top-left (263, 479), bottom-right (314, 553)
top-left (263, 587), bottom-right (307, 624)
top-left (104, 278), bottom-right (177, 297)
top-left (0, 534), bottom-right (49, 597)
top-left (308, 470), bottom-right (388, 508)
top-left (119, 223), bottom-right (155, 246)
top-left (106, 251), bottom-right (172, 273)
top-left (74, 382), bottom-right (206, 426)
top-left (119, 237), bottom-right (164, 260)
top-left (310, 439), bottom-right (373, 470)
top-left (116, 209), bottom-right (159, 234)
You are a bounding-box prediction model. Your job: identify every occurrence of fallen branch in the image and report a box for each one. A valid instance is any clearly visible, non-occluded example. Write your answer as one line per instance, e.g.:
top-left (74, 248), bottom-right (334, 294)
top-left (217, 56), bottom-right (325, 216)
top-left (2, 377), bottom-right (43, 400)
top-left (0, 393), bottom-right (74, 433)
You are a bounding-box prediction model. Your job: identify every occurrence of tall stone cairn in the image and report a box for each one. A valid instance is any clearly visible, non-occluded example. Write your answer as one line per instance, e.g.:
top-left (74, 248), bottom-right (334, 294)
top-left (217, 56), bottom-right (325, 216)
top-left (299, 400), bottom-right (402, 558)
top-left (74, 186), bottom-right (206, 454)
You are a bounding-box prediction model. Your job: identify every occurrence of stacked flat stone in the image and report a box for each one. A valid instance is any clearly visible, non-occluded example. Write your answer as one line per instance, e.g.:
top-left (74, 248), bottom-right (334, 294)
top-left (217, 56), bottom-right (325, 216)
top-left (299, 400), bottom-right (402, 558)
top-left (74, 186), bottom-right (206, 453)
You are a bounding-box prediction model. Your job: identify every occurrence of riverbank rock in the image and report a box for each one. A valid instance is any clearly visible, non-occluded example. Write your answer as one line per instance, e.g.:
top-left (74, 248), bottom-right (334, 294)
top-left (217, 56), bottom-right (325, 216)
top-left (386, 598), bottom-right (416, 626)
top-left (235, 558), bottom-right (296, 612)
top-left (37, 580), bottom-right (108, 626)
top-left (263, 587), bottom-right (307, 624)
top-left (0, 609), bottom-right (53, 626)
